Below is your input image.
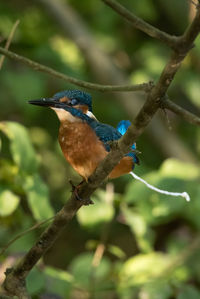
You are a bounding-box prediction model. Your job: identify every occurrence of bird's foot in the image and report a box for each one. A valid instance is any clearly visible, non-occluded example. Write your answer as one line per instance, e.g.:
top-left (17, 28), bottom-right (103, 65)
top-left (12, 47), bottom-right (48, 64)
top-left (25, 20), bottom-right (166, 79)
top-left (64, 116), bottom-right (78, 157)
top-left (69, 179), bottom-right (82, 200)
top-left (69, 180), bottom-right (93, 205)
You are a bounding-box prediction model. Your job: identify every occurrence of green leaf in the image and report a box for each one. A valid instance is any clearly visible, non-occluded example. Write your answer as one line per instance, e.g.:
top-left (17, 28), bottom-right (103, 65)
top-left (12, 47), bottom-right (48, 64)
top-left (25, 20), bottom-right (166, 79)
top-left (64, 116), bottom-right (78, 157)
top-left (184, 74), bottom-right (200, 109)
top-left (44, 266), bottom-right (73, 297)
top-left (3, 70), bottom-right (46, 107)
top-left (69, 252), bottom-right (111, 289)
top-left (184, 186), bottom-right (200, 229)
top-left (0, 187), bottom-right (20, 216)
top-left (141, 282), bottom-right (173, 299)
top-left (0, 159), bottom-right (19, 185)
top-left (26, 267), bottom-right (46, 295)
top-left (107, 244), bottom-right (126, 259)
top-left (119, 252), bottom-right (170, 287)
top-left (160, 159), bottom-right (199, 180)
top-left (125, 173), bottom-right (186, 224)
top-left (23, 174), bottom-right (54, 220)
top-left (44, 266), bottom-right (73, 283)
top-left (131, 0), bottom-right (157, 21)
top-left (50, 37), bottom-right (84, 71)
top-left (177, 285), bottom-right (200, 299)
top-left (0, 121), bottom-right (38, 174)
top-left (77, 190), bottom-right (115, 228)
top-left (122, 206), bottom-right (155, 253)
top-left (8, 228), bottom-right (36, 254)
top-left (125, 158), bottom-right (197, 225)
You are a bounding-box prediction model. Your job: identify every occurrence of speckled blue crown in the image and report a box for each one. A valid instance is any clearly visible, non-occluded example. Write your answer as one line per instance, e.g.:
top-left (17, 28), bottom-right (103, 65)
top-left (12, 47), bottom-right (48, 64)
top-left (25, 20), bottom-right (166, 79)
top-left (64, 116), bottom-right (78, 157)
top-left (53, 90), bottom-right (93, 111)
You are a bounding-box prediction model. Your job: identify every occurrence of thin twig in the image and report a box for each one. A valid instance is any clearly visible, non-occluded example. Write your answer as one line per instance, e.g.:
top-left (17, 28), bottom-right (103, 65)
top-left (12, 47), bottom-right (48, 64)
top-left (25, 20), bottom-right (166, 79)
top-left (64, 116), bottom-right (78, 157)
top-left (164, 98), bottom-right (200, 126)
top-left (188, 0), bottom-right (199, 8)
top-left (102, 0), bottom-right (178, 49)
top-left (0, 216), bottom-right (55, 256)
top-left (92, 183), bottom-right (114, 267)
top-left (0, 47), bottom-right (151, 93)
top-left (0, 20), bottom-right (20, 70)
top-left (90, 184), bottom-right (114, 297)
top-left (0, 47), bottom-right (199, 128)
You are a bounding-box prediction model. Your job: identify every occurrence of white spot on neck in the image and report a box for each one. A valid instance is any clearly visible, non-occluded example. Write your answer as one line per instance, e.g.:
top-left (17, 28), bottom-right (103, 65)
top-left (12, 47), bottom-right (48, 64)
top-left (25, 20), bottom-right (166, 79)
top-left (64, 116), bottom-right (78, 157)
top-left (51, 107), bottom-right (98, 123)
top-left (86, 110), bottom-right (98, 120)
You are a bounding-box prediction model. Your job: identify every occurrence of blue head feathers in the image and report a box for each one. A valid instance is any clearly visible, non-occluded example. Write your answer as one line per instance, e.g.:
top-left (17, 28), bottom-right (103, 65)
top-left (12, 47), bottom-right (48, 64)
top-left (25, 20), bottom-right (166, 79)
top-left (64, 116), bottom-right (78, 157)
top-left (53, 90), bottom-right (93, 112)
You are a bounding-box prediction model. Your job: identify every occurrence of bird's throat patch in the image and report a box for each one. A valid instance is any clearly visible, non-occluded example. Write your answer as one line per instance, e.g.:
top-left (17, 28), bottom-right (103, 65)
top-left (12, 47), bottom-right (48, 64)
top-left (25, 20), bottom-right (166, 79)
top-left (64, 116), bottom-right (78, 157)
top-left (51, 107), bottom-right (80, 123)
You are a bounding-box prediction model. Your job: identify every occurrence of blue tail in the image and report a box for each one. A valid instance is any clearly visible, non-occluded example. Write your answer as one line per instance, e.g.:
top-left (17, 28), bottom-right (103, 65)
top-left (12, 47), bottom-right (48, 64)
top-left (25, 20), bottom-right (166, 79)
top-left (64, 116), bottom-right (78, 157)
top-left (117, 120), bottom-right (139, 164)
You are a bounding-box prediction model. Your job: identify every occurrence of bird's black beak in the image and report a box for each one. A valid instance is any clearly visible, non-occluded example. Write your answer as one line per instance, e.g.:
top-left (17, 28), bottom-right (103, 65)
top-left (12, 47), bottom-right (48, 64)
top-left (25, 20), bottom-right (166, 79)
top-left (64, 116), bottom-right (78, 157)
top-left (28, 98), bottom-right (58, 108)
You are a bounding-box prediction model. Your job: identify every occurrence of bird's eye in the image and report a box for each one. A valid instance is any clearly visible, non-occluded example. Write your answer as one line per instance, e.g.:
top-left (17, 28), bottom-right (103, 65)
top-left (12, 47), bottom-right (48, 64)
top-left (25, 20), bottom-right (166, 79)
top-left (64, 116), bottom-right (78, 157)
top-left (69, 98), bottom-right (78, 105)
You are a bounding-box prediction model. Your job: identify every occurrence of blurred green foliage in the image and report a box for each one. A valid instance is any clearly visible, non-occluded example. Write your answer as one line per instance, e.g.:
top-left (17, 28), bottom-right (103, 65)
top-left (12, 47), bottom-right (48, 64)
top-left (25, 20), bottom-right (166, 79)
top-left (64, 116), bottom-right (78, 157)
top-left (0, 0), bottom-right (200, 298)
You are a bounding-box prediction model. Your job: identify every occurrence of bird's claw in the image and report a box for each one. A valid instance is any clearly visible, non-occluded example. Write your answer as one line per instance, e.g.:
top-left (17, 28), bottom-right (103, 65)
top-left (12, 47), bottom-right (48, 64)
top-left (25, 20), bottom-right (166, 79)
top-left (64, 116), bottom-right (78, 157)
top-left (69, 179), bottom-right (93, 205)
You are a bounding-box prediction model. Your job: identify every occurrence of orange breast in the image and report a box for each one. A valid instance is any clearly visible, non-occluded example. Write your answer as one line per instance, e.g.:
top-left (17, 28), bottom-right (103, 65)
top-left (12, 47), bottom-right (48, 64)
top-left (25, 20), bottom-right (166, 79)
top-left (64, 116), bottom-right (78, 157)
top-left (59, 121), bottom-right (134, 180)
top-left (59, 121), bottom-right (107, 181)
top-left (109, 156), bottom-right (133, 179)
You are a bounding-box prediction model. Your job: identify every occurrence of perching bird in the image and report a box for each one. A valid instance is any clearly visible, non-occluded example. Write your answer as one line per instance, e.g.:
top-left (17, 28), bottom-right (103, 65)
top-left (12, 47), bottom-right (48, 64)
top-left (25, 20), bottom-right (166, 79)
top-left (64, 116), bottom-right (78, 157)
top-left (29, 90), bottom-right (139, 182)
top-left (28, 89), bottom-right (190, 202)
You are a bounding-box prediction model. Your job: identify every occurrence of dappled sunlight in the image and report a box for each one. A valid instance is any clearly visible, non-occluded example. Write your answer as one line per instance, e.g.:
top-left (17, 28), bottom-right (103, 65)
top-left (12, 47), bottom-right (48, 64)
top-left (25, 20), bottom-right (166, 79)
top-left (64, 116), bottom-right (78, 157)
top-left (50, 36), bottom-right (84, 70)
top-left (160, 158), bottom-right (200, 180)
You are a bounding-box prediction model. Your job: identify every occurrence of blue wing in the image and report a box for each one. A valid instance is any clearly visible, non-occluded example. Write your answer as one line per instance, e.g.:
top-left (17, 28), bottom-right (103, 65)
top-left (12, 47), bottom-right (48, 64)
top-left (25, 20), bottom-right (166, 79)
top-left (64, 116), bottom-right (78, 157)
top-left (117, 120), bottom-right (131, 136)
top-left (62, 106), bottom-right (122, 150)
top-left (64, 106), bottom-right (139, 165)
top-left (90, 121), bottom-right (122, 151)
top-left (90, 119), bottom-right (139, 165)
top-left (117, 120), bottom-right (139, 164)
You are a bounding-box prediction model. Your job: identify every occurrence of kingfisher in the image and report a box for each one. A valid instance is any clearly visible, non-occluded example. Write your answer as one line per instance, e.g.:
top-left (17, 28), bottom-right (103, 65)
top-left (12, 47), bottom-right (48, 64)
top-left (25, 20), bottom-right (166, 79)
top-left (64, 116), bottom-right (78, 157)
top-left (28, 89), bottom-right (191, 203)
top-left (28, 90), bottom-right (139, 183)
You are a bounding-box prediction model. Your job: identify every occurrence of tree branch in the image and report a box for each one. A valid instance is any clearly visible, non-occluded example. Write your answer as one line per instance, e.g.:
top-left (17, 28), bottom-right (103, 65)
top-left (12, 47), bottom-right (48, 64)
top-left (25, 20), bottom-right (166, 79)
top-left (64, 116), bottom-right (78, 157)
top-left (0, 216), bottom-right (55, 256)
top-left (1, 46), bottom-right (200, 129)
top-left (3, 3), bottom-right (200, 297)
top-left (1, 0), bottom-right (198, 162)
top-left (0, 47), bottom-right (151, 93)
top-left (0, 20), bottom-right (20, 69)
top-left (34, 0), bottom-right (197, 163)
top-left (102, 0), bottom-right (179, 49)
top-left (164, 98), bottom-right (200, 126)
top-left (3, 197), bottom-right (83, 297)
